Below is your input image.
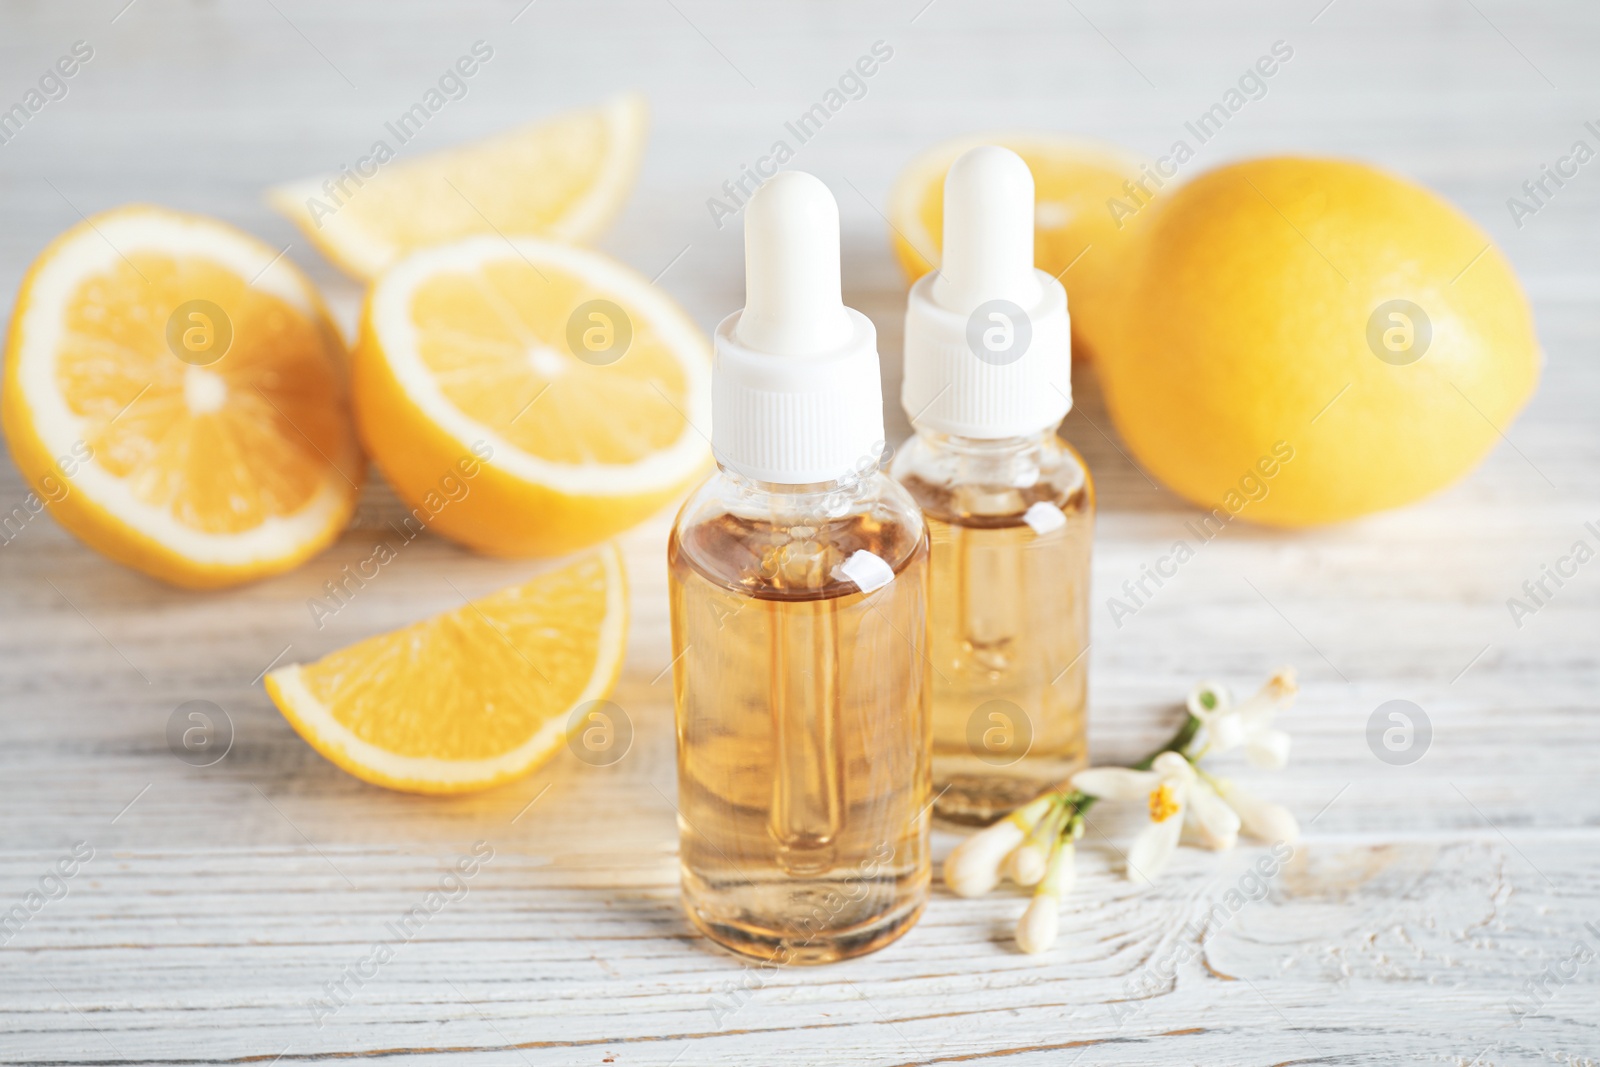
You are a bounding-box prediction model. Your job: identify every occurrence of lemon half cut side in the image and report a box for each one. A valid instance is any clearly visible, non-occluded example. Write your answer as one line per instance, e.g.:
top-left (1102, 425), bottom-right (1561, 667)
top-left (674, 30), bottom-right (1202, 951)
top-left (2, 205), bottom-right (362, 588)
top-left (354, 236), bottom-right (712, 557)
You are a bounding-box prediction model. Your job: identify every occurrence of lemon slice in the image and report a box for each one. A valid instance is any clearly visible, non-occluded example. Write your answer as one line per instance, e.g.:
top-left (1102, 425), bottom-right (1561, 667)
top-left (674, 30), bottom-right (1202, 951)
top-left (266, 545), bottom-right (627, 794)
top-left (2, 205), bottom-right (362, 588)
top-left (354, 236), bottom-right (711, 557)
top-left (889, 133), bottom-right (1149, 361)
top-left (269, 94), bottom-right (647, 280)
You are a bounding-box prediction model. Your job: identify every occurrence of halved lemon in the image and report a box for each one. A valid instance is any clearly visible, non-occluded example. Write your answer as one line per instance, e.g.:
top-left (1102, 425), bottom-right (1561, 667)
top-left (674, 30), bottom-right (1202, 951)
top-left (266, 544), bottom-right (627, 794)
top-left (889, 133), bottom-right (1150, 361)
top-left (354, 236), bottom-right (711, 557)
top-left (2, 205), bottom-right (362, 589)
top-left (269, 94), bottom-right (648, 280)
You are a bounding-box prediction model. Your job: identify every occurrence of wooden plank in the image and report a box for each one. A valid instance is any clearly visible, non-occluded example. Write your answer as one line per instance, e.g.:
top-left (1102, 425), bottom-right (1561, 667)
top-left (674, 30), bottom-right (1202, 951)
top-left (2, 1), bottom-right (1598, 1063)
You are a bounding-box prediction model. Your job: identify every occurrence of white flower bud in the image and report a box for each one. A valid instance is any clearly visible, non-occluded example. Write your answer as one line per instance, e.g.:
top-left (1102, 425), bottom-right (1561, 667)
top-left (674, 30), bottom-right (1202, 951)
top-left (945, 820), bottom-right (1026, 897)
top-left (1218, 780), bottom-right (1299, 844)
top-left (1004, 841), bottom-right (1049, 887)
top-left (1005, 798), bottom-right (1071, 887)
top-left (1245, 728), bottom-right (1291, 769)
top-left (944, 795), bottom-right (1054, 898)
top-left (1243, 798), bottom-right (1299, 843)
top-left (947, 796), bottom-right (1062, 895)
top-left (1016, 840), bottom-right (1075, 954)
top-left (1015, 894), bottom-right (1060, 955)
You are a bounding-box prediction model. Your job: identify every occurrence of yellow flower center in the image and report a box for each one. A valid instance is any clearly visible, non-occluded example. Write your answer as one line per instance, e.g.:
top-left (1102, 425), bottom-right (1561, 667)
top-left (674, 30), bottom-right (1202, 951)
top-left (1148, 783), bottom-right (1180, 823)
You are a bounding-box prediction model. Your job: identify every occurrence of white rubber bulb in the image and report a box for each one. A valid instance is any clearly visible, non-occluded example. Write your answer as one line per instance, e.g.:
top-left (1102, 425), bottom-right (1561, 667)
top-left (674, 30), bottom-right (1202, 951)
top-left (933, 145), bottom-right (1043, 315)
top-left (735, 171), bottom-right (855, 356)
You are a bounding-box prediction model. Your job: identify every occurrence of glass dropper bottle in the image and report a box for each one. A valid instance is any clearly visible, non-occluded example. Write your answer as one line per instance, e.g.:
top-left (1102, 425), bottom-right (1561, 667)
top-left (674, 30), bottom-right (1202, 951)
top-left (892, 146), bottom-right (1095, 826)
top-left (667, 171), bottom-right (932, 963)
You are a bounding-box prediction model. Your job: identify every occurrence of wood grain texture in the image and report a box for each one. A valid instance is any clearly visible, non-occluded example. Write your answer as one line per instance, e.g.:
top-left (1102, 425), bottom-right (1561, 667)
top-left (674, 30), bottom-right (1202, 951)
top-left (2, 1), bottom-right (1598, 1063)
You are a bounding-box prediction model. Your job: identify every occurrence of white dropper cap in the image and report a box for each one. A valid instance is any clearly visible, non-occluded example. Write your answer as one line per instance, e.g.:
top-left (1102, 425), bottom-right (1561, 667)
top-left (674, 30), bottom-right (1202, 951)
top-left (713, 171), bottom-right (885, 484)
top-left (902, 145), bottom-right (1072, 438)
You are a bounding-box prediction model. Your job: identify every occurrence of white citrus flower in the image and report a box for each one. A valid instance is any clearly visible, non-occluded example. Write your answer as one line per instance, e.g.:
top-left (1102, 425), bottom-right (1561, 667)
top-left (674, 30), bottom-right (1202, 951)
top-left (1188, 668), bottom-right (1297, 768)
top-left (1074, 752), bottom-right (1238, 883)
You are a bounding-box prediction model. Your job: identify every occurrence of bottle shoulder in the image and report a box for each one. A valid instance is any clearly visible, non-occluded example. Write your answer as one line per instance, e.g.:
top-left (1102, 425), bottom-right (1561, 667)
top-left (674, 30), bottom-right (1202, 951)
top-left (890, 430), bottom-right (1094, 528)
top-left (669, 470), bottom-right (927, 601)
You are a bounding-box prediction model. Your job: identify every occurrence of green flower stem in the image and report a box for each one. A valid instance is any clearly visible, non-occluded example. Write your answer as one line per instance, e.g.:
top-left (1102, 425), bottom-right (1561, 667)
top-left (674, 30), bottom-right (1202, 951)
top-left (1022, 795), bottom-right (1071, 852)
top-left (1042, 793), bottom-right (1095, 846)
top-left (1132, 713), bottom-right (1202, 770)
top-left (1036, 832), bottom-right (1072, 897)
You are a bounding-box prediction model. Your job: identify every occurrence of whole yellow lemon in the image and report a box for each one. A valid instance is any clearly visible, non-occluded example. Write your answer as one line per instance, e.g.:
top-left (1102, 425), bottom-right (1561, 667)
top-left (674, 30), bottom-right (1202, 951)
top-left (1095, 156), bottom-right (1540, 526)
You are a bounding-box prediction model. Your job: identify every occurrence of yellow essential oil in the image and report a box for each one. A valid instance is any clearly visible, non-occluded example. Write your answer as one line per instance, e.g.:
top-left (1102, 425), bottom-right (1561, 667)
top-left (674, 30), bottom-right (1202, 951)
top-left (669, 494), bottom-right (930, 963)
top-left (895, 434), bottom-right (1093, 824)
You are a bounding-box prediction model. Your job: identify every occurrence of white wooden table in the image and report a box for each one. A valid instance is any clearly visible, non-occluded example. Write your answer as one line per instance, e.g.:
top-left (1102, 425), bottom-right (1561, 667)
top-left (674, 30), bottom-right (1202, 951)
top-left (3, 2), bottom-right (1598, 1062)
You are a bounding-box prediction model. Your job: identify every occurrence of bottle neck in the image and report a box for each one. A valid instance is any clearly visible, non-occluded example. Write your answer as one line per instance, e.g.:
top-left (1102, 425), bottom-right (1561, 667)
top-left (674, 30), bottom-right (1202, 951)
top-left (913, 427), bottom-right (1060, 486)
top-left (916, 427), bottom-right (1056, 452)
top-left (715, 464), bottom-right (881, 523)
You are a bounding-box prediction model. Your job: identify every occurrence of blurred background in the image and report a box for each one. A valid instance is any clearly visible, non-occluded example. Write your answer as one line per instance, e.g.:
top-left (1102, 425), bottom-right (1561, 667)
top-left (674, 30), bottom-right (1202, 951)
top-left (3, 0), bottom-right (1592, 443)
